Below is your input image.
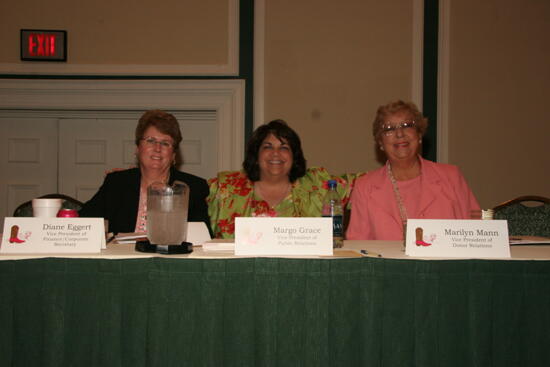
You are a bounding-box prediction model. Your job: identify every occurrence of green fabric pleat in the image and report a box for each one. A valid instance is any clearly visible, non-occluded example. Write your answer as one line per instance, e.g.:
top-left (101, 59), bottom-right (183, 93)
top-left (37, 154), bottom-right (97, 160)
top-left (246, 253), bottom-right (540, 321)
top-left (1, 257), bottom-right (549, 366)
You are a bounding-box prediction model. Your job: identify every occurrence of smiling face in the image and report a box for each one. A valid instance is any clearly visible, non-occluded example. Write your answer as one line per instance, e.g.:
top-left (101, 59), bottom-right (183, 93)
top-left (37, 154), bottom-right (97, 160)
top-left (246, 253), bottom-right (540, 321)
top-left (379, 111), bottom-right (420, 164)
top-left (136, 126), bottom-right (176, 173)
top-left (258, 134), bottom-right (293, 181)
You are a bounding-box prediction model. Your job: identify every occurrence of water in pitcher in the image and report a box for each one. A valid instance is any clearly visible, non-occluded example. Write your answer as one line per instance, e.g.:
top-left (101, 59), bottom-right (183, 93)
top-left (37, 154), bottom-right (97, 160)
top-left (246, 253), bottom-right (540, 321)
top-left (147, 181), bottom-right (189, 245)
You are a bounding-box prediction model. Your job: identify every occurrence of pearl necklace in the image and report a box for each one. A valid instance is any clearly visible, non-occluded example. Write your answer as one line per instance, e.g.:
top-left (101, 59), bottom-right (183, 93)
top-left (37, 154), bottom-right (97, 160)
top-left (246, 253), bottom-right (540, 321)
top-left (387, 163), bottom-right (409, 238)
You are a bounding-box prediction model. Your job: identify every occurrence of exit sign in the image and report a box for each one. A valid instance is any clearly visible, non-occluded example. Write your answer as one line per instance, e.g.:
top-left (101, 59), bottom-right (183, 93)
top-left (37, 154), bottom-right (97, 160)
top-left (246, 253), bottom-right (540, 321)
top-left (21, 29), bottom-right (67, 61)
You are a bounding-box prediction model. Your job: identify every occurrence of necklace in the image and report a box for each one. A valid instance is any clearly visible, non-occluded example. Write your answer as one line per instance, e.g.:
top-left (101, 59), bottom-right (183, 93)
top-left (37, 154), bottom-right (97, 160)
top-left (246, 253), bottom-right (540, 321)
top-left (387, 163), bottom-right (408, 238)
top-left (141, 170), bottom-right (171, 188)
top-left (255, 181), bottom-right (292, 208)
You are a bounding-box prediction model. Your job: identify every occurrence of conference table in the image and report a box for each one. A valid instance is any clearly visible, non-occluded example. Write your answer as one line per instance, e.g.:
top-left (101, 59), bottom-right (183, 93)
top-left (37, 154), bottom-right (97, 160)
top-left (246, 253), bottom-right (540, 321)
top-left (1, 240), bottom-right (549, 367)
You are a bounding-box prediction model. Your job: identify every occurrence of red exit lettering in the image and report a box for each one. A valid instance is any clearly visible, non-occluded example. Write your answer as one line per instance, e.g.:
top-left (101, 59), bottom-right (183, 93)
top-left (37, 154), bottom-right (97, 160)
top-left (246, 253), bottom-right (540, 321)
top-left (28, 33), bottom-right (56, 57)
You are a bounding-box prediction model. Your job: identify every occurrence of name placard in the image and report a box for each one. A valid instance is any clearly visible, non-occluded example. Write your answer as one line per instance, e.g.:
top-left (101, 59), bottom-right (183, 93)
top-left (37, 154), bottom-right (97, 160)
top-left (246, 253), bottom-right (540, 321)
top-left (235, 217), bottom-right (333, 256)
top-left (1, 217), bottom-right (105, 254)
top-left (405, 219), bottom-right (510, 258)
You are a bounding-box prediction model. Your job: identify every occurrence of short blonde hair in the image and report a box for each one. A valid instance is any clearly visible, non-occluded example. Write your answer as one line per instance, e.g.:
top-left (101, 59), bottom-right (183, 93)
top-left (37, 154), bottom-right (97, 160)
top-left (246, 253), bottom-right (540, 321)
top-left (372, 100), bottom-right (428, 142)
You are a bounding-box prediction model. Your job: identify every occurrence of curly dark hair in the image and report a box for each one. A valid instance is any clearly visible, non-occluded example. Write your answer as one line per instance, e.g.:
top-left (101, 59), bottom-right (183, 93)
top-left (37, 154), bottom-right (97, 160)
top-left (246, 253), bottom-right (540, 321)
top-left (243, 119), bottom-right (307, 182)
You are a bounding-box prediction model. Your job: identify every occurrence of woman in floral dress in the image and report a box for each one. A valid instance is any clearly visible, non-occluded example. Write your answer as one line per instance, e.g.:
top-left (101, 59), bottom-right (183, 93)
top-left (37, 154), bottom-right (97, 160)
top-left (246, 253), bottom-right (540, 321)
top-left (207, 119), bottom-right (357, 239)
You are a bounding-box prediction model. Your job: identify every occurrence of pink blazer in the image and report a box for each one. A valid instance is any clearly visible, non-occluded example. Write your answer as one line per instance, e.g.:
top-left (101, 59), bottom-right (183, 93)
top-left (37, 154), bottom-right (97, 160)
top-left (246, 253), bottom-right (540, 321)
top-left (346, 158), bottom-right (480, 240)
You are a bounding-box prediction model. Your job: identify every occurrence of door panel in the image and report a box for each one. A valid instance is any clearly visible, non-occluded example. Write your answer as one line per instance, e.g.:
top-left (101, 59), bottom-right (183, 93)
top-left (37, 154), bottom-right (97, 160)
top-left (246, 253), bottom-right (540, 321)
top-left (0, 117), bottom-right (58, 224)
top-left (178, 118), bottom-right (218, 180)
top-left (58, 117), bottom-right (138, 203)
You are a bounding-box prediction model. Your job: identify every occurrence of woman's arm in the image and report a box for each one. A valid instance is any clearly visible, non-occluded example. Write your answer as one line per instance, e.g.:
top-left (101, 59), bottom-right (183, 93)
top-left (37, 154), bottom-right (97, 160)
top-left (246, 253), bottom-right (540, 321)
top-left (79, 175), bottom-right (112, 218)
top-left (187, 177), bottom-right (213, 236)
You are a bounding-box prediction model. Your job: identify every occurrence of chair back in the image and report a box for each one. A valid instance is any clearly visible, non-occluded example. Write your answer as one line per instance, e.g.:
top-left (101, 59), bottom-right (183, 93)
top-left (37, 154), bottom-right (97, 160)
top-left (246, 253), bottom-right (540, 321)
top-left (13, 194), bottom-right (83, 217)
top-left (493, 196), bottom-right (550, 237)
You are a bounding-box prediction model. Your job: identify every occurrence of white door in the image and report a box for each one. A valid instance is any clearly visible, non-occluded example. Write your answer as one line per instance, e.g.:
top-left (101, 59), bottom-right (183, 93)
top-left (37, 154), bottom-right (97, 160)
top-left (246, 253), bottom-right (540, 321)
top-left (58, 114), bottom-right (139, 203)
top-left (0, 116), bottom-right (58, 222)
top-left (176, 111), bottom-right (219, 179)
top-left (58, 111), bottom-right (219, 203)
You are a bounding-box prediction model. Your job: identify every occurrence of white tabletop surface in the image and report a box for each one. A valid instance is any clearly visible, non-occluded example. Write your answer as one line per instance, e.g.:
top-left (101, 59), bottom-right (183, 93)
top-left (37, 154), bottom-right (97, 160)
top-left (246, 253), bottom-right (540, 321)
top-left (1, 239), bottom-right (549, 261)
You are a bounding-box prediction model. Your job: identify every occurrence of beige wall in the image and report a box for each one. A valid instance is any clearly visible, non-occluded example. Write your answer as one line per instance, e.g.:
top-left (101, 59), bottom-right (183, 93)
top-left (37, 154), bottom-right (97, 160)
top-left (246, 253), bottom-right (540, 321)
top-left (447, 0), bottom-right (550, 208)
top-left (264, 0), bottom-right (414, 175)
top-left (0, 0), bottom-right (228, 65)
top-left (263, 0), bottom-right (550, 208)
top-left (1, 0), bottom-right (548, 209)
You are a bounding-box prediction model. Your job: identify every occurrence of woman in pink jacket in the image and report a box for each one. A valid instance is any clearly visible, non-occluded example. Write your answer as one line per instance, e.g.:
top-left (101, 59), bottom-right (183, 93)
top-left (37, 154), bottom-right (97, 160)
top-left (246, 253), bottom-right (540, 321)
top-left (346, 100), bottom-right (480, 240)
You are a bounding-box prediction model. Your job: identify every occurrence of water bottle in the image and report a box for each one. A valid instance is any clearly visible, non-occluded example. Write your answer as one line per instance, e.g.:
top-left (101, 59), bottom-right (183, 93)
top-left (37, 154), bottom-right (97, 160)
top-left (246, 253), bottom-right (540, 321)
top-left (322, 179), bottom-right (344, 248)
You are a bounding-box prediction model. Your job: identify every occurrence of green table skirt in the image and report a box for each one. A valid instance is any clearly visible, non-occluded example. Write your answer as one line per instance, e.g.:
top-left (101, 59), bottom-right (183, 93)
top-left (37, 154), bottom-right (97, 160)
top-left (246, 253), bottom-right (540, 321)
top-left (1, 257), bottom-right (549, 367)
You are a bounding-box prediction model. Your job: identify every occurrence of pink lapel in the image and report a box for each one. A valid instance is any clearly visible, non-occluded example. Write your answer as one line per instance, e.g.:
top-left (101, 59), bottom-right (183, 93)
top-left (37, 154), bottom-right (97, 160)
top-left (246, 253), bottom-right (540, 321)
top-left (367, 158), bottom-right (445, 221)
top-left (367, 163), bottom-right (403, 226)
top-left (416, 158), bottom-right (443, 216)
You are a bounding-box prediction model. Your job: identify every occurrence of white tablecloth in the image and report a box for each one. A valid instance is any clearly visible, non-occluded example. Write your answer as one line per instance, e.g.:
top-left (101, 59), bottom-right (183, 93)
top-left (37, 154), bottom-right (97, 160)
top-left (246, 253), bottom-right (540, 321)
top-left (1, 239), bottom-right (549, 260)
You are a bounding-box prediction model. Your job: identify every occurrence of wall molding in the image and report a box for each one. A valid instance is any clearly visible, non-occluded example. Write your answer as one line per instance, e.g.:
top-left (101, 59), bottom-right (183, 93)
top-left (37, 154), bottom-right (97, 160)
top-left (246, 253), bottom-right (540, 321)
top-left (255, 0), bottom-right (425, 128)
top-left (437, 0), bottom-right (450, 163)
top-left (412, 0), bottom-right (424, 108)
top-left (253, 0), bottom-right (266, 128)
top-left (0, 78), bottom-right (245, 171)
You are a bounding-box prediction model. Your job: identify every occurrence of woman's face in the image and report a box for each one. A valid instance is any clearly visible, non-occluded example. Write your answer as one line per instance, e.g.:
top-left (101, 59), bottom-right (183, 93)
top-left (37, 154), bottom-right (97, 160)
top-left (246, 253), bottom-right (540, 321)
top-left (136, 126), bottom-right (176, 173)
top-left (379, 111), bottom-right (420, 164)
top-left (258, 134), bottom-right (293, 181)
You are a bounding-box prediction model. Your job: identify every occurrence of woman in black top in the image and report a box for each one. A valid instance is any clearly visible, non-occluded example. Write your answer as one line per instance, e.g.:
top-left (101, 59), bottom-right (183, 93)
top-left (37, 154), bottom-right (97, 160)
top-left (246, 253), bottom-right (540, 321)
top-left (79, 110), bottom-right (210, 235)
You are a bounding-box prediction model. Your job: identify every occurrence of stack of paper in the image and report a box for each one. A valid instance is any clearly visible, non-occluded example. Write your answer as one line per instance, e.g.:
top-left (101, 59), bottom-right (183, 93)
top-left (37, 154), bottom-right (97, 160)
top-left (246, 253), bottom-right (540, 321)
top-left (115, 233), bottom-right (148, 244)
top-left (112, 223), bottom-right (211, 246)
top-left (509, 236), bottom-right (550, 245)
top-left (202, 239), bottom-right (235, 252)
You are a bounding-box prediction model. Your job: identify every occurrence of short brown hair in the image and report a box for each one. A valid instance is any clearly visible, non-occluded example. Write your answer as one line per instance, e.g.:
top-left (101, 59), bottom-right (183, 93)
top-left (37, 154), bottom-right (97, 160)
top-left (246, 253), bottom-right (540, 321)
top-left (135, 110), bottom-right (182, 150)
top-left (372, 100), bottom-right (428, 143)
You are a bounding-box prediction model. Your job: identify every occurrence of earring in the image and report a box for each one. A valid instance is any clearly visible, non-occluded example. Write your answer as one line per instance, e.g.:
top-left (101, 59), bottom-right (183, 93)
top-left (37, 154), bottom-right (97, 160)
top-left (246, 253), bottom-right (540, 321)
top-left (419, 139), bottom-right (422, 144)
top-left (380, 146), bottom-right (384, 151)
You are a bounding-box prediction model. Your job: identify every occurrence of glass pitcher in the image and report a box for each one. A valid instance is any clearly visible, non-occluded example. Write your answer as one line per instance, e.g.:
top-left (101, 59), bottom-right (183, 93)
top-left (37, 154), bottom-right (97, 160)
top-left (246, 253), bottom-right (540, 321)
top-left (147, 181), bottom-right (189, 245)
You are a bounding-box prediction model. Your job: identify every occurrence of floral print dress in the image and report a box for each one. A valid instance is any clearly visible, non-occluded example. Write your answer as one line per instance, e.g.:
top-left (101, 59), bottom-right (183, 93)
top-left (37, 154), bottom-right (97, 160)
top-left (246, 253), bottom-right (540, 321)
top-left (207, 167), bottom-right (358, 239)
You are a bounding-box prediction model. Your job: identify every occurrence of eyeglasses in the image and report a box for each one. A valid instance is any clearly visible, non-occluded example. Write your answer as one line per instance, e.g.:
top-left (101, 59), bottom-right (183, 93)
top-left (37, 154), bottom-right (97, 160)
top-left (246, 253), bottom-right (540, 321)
top-left (381, 121), bottom-right (416, 136)
top-left (141, 137), bottom-right (174, 149)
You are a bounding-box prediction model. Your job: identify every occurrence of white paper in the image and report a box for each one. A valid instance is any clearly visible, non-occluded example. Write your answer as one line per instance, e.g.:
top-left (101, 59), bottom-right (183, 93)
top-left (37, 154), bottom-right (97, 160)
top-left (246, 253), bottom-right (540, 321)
top-left (115, 233), bottom-right (147, 244)
top-left (235, 217), bottom-right (333, 256)
top-left (202, 239), bottom-right (235, 252)
top-left (114, 222), bottom-right (211, 245)
top-left (509, 236), bottom-right (550, 245)
top-left (186, 222), bottom-right (212, 246)
top-left (405, 219), bottom-right (510, 258)
top-left (1, 217), bottom-right (104, 253)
